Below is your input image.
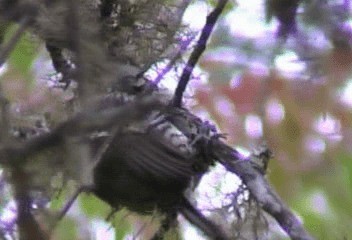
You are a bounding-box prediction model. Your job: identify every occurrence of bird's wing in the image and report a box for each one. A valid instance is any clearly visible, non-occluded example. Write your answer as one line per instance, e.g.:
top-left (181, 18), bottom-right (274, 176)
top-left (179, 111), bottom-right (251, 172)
top-left (107, 132), bottom-right (195, 184)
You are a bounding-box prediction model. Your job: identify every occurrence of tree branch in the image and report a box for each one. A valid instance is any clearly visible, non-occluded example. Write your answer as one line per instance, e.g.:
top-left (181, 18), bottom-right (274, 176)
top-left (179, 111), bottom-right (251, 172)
top-left (180, 197), bottom-right (229, 240)
top-left (0, 96), bottom-right (163, 166)
top-left (45, 43), bottom-right (73, 88)
top-left (154, 34), bottom-right (195, 85)
top-left (64, 0), bottom-right (89, 100)
top-left (11, 167), bottom-right (48, 240)
top-left (172, 0), bottom-right (228, 107)
top-left (0, 12), bottom-right (46, 239)
top-left (211, 140), bottom-right (315, 240)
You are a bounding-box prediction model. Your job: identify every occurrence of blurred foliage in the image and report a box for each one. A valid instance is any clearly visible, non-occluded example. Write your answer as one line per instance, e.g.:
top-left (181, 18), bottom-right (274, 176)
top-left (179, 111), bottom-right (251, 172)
top-left (79, 194), bottom-right (132, 240)
top-left (193, 0), bottom-right (352, 239)
top-left (2, 23), bottom-right (39, 79)
top-left (52, 218), bottom-right (79, 240)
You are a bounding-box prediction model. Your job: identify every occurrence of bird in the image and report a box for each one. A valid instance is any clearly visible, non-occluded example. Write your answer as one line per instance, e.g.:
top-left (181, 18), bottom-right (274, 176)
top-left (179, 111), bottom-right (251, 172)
top-left (91, 75), bottom-right (229, 239)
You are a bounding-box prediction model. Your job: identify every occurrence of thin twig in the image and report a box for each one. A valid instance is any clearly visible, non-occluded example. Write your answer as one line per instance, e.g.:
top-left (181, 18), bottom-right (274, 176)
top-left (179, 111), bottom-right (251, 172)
top-left (47, 186), bottom-right (92, 238)
top-left (212, 140), bottom-right (315, 240)
top-left (0, 17), bottom-right (31, 67)
top-left (154, 35), bottom-right (195, 85)
top-left (172, 0), bottom-right (228, 107)
top-left (57, 186), bottom-right (91, 222)
top-left (0, 1), bottom-right (37, 23)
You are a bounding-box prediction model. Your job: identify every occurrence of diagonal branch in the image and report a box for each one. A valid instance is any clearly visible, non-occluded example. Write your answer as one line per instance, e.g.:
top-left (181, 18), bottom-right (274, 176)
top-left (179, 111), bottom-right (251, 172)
top-left (154, 34), bottom-right (195, 85)
top-left (180, 197), bottom-right (230, 239)
top-left (211, 140), bottom-right (315, 240)
top-left (172, 0), bottom-right (228, 107)
top-left (0, 96), bottom-right (163, 166)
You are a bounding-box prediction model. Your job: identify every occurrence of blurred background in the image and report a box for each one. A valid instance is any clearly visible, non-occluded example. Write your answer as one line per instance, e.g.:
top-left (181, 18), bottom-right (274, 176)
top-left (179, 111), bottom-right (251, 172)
top-left (1, 0), bottom-right (352, 239)
top-left (190, 1), bottom-right (352, 239)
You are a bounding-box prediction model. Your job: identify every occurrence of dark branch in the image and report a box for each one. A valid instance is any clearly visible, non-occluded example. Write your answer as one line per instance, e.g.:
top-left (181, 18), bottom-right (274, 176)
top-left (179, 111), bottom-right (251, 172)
top-left (47, 186), bottom-right (93, 238)
top-left (0, 96), bottom-right (163, 166)
top-left (211, 140), bottom-right (315, 240)
top-left (45, 43), bottom-right (73, 88)
top-left (180, 197), bottom-right (230, 240)
top-left (172, 0), bottom-right (228, 107)
top-left (12, 167), bottom-right (48, 240)
top-left (0, 1), bottom-right (37, 23)
top-left (56, 186), bottom-right (92, 222)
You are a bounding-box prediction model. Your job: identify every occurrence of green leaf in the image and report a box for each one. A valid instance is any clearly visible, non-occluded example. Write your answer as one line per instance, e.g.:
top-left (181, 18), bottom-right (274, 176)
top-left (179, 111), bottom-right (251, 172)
top-left (339, 152), bottom-right (352, 191)
top-left (114, 219), bottom-right (131, 240)
top-left (3, 24), bottom-right (39, 78)
top-left (79, 193), bottom-right (132, 239)
top-left (79, 193), bottom-right (111, 218)
top-left (54, 218), bottom-right (78, 240)
top-left (49, 190), bottom-right (67, 211)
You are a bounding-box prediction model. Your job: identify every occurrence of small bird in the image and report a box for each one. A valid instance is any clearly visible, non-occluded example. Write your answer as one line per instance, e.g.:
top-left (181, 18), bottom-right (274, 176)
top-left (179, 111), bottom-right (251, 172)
top-left (92, 75), bottom-right (229, 239)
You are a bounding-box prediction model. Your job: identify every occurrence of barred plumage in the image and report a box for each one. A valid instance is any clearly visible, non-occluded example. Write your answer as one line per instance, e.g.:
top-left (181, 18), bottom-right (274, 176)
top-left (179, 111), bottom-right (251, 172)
top-left (92, 76), bottom-right (228, 239)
